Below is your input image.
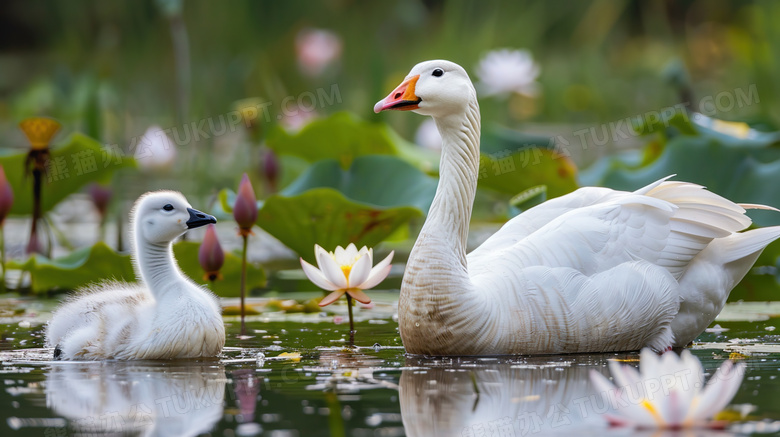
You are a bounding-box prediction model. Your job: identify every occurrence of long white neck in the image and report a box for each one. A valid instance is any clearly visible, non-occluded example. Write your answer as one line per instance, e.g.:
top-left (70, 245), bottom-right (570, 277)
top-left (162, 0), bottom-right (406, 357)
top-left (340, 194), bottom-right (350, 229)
top-left (399, 98), bottom-right (482, 354)
top-left (132, 226), bottom-right (188, 300)
top-left (423, 102), bottom-right (482, 266)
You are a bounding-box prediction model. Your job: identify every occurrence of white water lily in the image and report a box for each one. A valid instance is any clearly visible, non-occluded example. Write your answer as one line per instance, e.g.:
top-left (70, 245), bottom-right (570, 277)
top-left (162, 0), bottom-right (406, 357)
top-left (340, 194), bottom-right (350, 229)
top-left (475, 49), bottom-right (541, 97)
top-left (300, 243), bottom-right (394, 307)
top-left (135, 125), bottom-right (177, 170)
top-left (589, 348), bottom-right (745, 429)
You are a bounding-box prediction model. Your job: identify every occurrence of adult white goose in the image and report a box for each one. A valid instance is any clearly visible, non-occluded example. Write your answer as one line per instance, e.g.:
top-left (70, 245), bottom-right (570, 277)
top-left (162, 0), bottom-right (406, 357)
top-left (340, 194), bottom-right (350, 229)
top-left (375, 60), bottom-right (780, 356)
top-left (45, 191), bottom-right (225, 360)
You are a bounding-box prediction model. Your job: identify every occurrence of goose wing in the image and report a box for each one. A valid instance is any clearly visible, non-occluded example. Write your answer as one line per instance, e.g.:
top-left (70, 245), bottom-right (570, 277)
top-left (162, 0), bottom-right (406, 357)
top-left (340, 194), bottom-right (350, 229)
top-left (469, 178), bottom-right (751, 279)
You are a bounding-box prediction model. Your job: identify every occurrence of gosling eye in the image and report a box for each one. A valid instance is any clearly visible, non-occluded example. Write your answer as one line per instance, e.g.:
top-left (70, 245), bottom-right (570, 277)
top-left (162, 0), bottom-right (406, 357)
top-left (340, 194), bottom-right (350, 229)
top-left (432, 68), bottom-right (444, 77)
top-left (162, 204), bottom-right (174, 212)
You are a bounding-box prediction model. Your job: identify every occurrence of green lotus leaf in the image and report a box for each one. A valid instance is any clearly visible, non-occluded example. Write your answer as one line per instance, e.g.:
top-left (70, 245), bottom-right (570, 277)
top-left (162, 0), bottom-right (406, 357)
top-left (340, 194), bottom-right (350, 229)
top-left (1, 132), bottom-right (136, 216)
top-left (584, 130), bottom-right (780, 228)
top-left (220, 155), bottom-right (438, 262)
top-left (172, 241), bottom-right (266, 298)
top-left (478, 147), bottom-right (579, 199)
top-left (266, 111), bottom-right (439, 171)
top-left (7, 241), bottom-right (265, 296)
top-left (7, 241), bottom-right (135, 294)
top-left (258, 189), bottom-right (424, 263)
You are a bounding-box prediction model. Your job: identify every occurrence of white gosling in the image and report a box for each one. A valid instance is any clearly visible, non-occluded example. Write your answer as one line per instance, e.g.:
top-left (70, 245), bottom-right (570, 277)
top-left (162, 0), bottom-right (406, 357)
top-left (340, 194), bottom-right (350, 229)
top-left (375, 60), bottom-right (780, 356)
top-left (45, 191), bottom-right (226, 360)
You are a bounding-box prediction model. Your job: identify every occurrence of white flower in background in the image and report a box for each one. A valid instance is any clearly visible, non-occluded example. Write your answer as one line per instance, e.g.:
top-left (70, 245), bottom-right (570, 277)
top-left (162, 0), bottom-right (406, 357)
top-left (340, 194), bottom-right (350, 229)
top-left (589, 349), bottom-right (745, 429)
top-left (414, 119), bottom-right (442, 150)
top-left (300, 243), bottom-right (394, 306)
top-left (295, 28), bottom-right (342, 77)
top-left (134, 125), bottom-right (177, 170)
top-left (476, 49), bottom-right (541, 97)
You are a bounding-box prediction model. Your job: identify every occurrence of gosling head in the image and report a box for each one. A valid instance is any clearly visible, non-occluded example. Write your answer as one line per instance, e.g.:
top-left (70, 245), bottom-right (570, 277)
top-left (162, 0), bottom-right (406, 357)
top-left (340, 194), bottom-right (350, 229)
top-left (374, 60), bottom-right (476, 119)
top-left (131, 191), bottom-right (216, 245)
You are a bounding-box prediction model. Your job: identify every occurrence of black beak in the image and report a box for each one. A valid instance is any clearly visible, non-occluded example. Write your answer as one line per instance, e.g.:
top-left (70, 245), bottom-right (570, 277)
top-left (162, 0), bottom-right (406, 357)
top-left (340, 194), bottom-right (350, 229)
top-left (186, 207), bottom-right (217, 229)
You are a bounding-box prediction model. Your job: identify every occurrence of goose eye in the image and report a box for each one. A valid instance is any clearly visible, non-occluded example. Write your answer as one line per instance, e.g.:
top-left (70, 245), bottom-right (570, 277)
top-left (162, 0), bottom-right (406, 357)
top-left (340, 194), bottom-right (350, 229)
top-left (162, 204), bottom-right (174, 211)
top-left (432, 68), bottom-right (444, 77)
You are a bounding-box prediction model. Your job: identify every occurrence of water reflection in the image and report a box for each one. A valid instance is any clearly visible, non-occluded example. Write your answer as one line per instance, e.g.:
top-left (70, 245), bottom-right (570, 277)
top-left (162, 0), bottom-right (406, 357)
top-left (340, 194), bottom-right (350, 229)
top-left (398, 355), bottom-right (746, 437)
top-left (46, 361), bottom-right (226, 437)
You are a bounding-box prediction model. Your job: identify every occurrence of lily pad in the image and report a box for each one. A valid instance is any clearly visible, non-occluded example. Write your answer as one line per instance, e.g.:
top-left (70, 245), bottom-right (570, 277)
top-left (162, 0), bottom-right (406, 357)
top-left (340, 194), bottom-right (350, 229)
top-left (478, 147), bottom-right (579, 198)
top-left (266, 111), bottom-right (438, 171)
top-left (509, 185), bottom-right (547, 216)
top-left (7, 242), bottom-right (134, 294)
top-left (583, 114), bottom-right (780, 227)
top-left (220, 155), bottom-right (438, 263)
top-left (8, 241), bottom-right (266, 297)
top-left (1, 132), bottom-right (135, 216)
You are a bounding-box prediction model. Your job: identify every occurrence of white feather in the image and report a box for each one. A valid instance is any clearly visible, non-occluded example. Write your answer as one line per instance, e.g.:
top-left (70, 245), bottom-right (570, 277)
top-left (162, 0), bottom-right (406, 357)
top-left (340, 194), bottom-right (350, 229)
top-left (389, 60), bottom-right (780, 355)
top-left (44, 192), bottom-right (225, 360)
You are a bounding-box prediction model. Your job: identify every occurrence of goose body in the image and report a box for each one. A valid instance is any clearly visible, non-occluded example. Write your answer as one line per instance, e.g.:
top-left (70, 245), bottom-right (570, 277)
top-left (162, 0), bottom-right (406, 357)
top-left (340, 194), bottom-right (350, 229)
top-left (45, 191), bottom-right (225, 360)
top-left (375, 60), bottom-right (780, 356)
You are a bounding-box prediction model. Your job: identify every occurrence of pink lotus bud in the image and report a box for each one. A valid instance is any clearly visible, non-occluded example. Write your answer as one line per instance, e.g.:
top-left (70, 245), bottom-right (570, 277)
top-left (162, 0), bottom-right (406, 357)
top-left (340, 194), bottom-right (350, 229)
top-left (232, 369), bottom-right (259, 423)
top-left (0, 165), bottom-right (13, 225)
top-left (234, 173), bottom-right (257, 234)
top-left (87, 183), bottom-right (112, 218)
top-left (199, 224), bottom-right (224, 281)
top-left (262, 149), bottom-right (280, 192)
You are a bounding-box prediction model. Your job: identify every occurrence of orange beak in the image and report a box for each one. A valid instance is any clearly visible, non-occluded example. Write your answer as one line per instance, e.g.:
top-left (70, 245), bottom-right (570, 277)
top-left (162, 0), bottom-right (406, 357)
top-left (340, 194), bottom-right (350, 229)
top-left (374, 75), bottom-right (421, 113)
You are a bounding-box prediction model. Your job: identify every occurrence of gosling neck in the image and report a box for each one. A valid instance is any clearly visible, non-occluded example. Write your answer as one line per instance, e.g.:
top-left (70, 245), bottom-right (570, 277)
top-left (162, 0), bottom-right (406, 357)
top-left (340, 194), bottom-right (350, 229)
top-left (422, 99), bottom-right (481, 267)
top-left (132, 232), bottom-right (188, 299)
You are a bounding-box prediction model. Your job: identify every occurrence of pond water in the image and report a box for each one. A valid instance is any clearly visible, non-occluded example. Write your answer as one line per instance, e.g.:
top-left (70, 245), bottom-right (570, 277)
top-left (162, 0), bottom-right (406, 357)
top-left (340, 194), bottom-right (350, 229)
top-left (2, 296), bottom-right (780, 437)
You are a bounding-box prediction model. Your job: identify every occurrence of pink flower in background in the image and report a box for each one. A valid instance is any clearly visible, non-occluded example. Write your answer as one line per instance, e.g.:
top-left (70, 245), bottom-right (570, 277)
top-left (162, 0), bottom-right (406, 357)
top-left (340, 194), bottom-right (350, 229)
top-left (476, 49), bottom-right (541, 97)
top-left (261, 148), bottom-right (280, 193)
top-left (295, 28), bottom-right (342, 77)
top-left (234, 173), bottom-right (258, 236)
top-left (87, 183), bottom-right (112, 219)
top-left (280, 105), bottom-right (318, 133)
top-left (0, 165), bottom-right (14, 225)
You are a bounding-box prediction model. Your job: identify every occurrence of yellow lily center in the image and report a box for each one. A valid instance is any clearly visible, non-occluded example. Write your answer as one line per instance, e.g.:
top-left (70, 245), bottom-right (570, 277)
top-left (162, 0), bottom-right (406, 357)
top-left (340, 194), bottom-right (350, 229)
top-left (341, 265), bottom-right (352, 284)
top-left (640, 399), bottom-right (664, 426)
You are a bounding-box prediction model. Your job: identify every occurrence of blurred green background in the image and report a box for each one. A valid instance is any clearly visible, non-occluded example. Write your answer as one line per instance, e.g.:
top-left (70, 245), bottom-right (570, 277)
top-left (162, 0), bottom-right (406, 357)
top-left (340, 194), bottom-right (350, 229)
top-left (2, 0), bottom-right (778, 146)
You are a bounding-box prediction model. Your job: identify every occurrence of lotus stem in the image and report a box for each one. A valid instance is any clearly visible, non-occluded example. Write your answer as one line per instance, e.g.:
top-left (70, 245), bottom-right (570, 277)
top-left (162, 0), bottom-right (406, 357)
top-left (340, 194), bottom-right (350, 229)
top-left (346, 294), bottom-right (355, 347)
top-left (240, 233), bottom-right (248, 335)
top-left (0, 225), bottom-right (5, 292)
top-left (28, 163), bottom-right (43, 255)
top-left (116, 208), bottom-right (124, 251)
